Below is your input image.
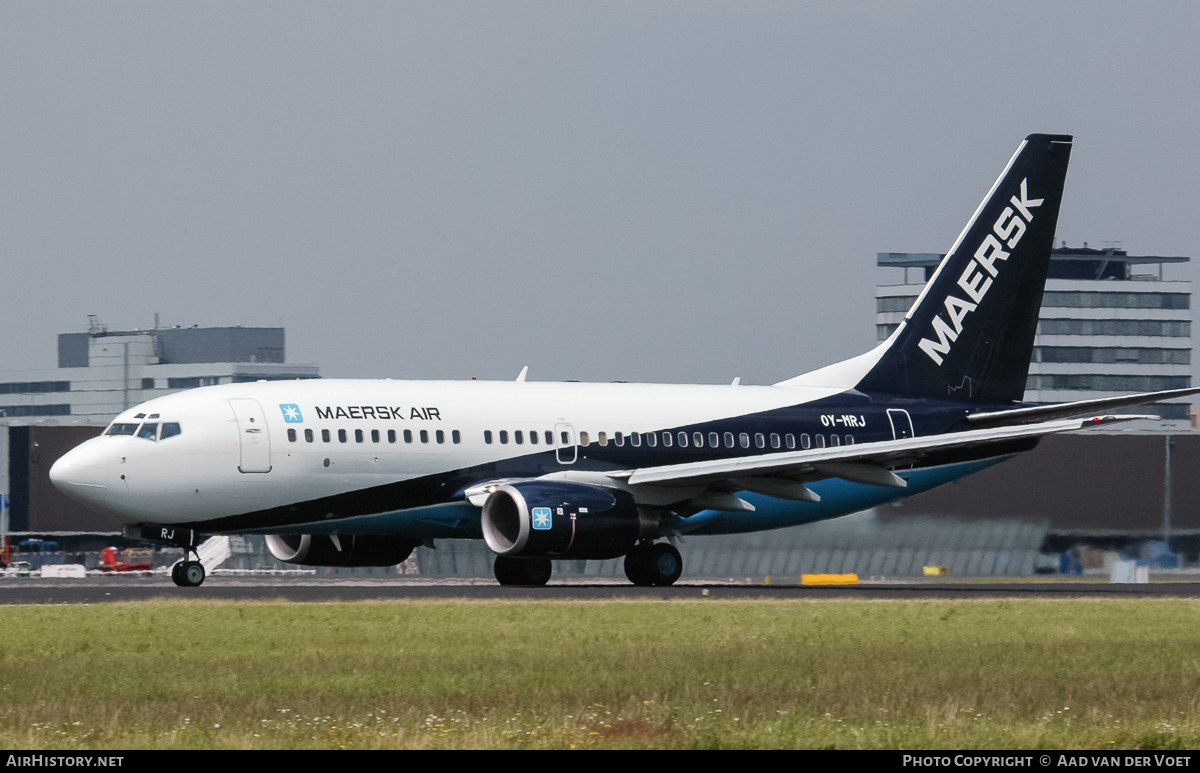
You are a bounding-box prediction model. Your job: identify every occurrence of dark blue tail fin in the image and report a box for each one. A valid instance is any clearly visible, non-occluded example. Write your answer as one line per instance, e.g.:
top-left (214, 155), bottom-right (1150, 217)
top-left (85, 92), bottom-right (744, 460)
top-left (855, 133), bottom-right (1073, 403)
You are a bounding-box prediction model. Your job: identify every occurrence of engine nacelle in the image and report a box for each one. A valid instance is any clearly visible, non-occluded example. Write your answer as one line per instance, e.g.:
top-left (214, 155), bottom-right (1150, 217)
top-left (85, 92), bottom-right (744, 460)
top-left (264, 534), bottom-right (419, 567)
top-left (482, 481), bottom-right (649, 560)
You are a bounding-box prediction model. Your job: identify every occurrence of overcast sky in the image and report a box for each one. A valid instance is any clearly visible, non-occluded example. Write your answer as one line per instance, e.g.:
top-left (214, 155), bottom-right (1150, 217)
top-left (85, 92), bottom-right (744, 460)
top-left (2, 2), bottom-right (1197, 385)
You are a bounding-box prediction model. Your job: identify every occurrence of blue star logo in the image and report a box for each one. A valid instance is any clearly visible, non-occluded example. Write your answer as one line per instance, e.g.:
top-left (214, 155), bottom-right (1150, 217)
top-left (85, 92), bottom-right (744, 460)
top-left (531, 507), bottom-right (552, 530)
top-left (279, 404), bottom-right (304, 423)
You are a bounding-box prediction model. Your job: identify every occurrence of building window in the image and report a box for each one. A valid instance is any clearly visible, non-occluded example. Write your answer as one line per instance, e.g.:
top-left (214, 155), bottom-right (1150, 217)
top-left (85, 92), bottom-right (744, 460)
top-left (1026, 374), bottom-right (1191, 392)
top-left (1036, 319), bottom-right (1190, 337)
top-left (1042, 291), bottom-right (1190, 310)
top-left (141, 378), bottom-right (155, 390)
top-left (876, 295), bottom-right (919, 313)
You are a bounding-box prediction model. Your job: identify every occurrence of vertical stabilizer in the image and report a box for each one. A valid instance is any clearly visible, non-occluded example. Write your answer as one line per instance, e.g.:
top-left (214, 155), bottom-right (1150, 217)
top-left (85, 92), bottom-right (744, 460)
top-left (853, 133), bottom-right (1073, 402)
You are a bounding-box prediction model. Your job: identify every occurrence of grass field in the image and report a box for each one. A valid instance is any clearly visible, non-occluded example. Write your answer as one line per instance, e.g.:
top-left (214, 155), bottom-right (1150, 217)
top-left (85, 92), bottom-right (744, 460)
top-left (3, 597), bottom-right (1200, 749)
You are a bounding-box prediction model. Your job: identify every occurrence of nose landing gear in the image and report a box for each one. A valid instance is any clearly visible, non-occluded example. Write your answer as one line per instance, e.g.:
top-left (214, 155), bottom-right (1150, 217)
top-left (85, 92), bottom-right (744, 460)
top-left (170, 556), bottom-right (206, 587)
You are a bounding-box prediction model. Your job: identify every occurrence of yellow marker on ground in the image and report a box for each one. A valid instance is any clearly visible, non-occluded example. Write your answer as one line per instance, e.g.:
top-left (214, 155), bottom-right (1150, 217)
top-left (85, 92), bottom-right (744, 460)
top-left (922, 566), bottom-right (951, 576)
top-left (800, 573), bottom-right (858, 585)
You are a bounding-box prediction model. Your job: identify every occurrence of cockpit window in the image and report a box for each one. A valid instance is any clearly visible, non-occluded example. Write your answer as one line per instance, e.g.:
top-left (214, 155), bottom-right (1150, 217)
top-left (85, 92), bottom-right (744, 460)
top-left (160, 423), bottom-right (182, 440)
top-left (137, 423), bottom-right (159, 440)
top-left (106, 424), bottom-right (139, 436)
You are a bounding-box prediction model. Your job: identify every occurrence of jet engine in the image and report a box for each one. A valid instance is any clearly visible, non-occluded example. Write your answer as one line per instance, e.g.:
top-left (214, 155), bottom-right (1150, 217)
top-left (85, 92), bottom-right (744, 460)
top-left (264, 534), bottom-right (420, 567)
top-left (481, 481), bottom-right (653, 560)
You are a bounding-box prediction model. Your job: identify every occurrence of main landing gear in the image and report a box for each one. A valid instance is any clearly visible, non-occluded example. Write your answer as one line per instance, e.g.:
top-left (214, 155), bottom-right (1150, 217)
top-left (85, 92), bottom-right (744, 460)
top-left (493, 556), bottom-right (552, 586)
top-left (624, 541), bottom-right (683, 587)
top-left (171, 555), bottom-right (206, 587)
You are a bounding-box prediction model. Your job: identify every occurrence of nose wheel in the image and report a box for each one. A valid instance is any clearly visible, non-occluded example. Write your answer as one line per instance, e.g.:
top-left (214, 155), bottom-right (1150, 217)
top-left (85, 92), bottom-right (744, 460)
top-left (171, 554), bottom-right (206, 587)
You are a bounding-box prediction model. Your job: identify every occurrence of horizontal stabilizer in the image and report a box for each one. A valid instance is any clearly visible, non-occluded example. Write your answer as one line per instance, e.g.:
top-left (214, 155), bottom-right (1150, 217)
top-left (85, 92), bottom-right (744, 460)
top-left (966, 386), bottom-right (1200, 428)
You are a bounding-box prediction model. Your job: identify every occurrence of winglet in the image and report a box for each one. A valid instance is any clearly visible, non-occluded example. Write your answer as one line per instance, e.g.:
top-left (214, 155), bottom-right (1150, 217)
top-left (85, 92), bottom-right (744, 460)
top-left (516, 366), bottom-right (528, 383)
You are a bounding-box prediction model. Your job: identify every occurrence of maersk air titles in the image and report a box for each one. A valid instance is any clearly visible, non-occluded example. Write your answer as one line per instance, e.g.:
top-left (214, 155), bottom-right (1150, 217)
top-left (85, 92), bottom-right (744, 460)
top-left (50, 134), bottom-right (1198, 587)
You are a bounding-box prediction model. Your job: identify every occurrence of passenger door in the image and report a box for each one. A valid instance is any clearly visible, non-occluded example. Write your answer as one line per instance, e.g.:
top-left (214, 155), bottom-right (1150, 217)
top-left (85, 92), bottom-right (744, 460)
top-left (555, 422), bottom-right (577, 464)
top-left (229, 398), bottom-right (272, 473)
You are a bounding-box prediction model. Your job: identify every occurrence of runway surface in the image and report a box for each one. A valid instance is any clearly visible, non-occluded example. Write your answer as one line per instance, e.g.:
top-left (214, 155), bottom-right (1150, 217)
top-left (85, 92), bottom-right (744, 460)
top-left (4, 576), bottom-right (1200, 604)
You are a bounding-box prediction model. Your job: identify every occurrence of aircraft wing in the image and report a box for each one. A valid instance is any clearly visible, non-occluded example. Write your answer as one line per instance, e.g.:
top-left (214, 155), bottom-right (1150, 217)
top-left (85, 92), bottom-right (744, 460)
top-left (615, 415), bottom-right (1144, 495)
top-left (965, 386), bottom-right (1200, 428)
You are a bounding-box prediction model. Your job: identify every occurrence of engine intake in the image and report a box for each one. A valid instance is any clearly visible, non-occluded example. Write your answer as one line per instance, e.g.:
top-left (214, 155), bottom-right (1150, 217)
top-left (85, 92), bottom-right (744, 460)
top-left (265, 534), bottom-right (419, 567)
top-left (482, 481), bottom-right (647, 560)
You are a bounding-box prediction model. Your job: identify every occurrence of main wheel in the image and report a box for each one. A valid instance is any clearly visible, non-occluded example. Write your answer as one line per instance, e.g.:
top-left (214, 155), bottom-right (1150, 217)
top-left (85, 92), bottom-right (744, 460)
top-left (646, 543), bottom-right (683, 586)
top-left (493, 556), bottom-right (552, 586)
top-left (170, 561), bottom-right (185, 587)
top-left (623, 545), bottom-right (653, 586)
top-left (182, 561), bottom-right (206, 587)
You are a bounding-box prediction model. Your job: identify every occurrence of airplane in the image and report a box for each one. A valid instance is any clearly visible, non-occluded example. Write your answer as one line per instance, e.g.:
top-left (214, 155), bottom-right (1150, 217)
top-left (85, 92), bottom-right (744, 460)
top-left (50, 133), bottom-right (1200, 588)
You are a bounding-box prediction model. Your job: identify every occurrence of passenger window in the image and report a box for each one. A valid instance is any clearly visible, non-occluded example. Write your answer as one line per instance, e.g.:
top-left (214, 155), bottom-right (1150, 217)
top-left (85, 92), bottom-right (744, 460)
top-left (677, 432), bottom-right (688, 448)
top-left (693, 432), bottom-right (703, 447)
top-left (322, 429), bottom-right (331, 443)
top-left (305, 428), bottom-right (314, 443)
top-left (137, 423), bottom-right (158, 441)
top-left (529, 431), bottom-right (538, 445)
top-left (421, 430), bottom-right (430, 443)
top-left (662, 432), bottom-right (672, 447)
top-left (614, 432), bottom-right (623, 447)
top-left (404, 429), bottom-right (413, 443)
top-left (387, 429), bottom-right (396, 443)
top-left (453, 430), bottom-right (461, 444)
top-left (800, 433), bottom-right (810, 449)
top-left (770, 433), bottom-right (780, 449)
top-left (515, 430), bottom-right (524, 445)
top-left (545, 430), bottom-right (553, 445)
top-left (598, 432), bottom-right (608, 446)
top-left (371, 429), bottom-right (380, 443)
top-left (106, 423), bottom-right (139, 436)
top-left (338, 429), bottom-right (347, 443)
top-left (645, 432), bottom-right (656, 447)
top-left (436, 430), bottom-right (445, 444)
top-left (755, 433), bottom-right (765, 449)
top-left (560, 431), bottom-right (569, 445)
top-left (500, 430), bottom-right (508, 444)
top-left (161, 423), bottom-right (182, 440)
top-left (816, 434), bottom-right (825, 448)
top-left (484, 430), bottom-right (493, 444)
top-left (631, 432), bottom-right (641, 447)
top-left (831, 434), bottom-right (841, 447)
top-left (287, 428), bottom-right (297, 442)
top-left (845, 435), bottom-right (854, 445)
top-left (355, 429), bottom-right (364, 443)
top-left (785, 433), bottom-right (795, 449)
top-left (579, 432), bottom-right (589, 446)
top-left (724, 432), bottom-right (734, 448)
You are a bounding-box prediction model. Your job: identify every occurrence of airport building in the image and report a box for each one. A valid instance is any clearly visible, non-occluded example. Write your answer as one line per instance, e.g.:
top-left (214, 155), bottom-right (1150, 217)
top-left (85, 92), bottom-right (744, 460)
top-left (876, 244), bottom-right (1193, 421)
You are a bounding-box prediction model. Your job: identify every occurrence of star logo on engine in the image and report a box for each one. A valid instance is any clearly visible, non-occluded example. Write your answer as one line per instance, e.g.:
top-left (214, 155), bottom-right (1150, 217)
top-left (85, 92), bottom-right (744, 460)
top-left (531, 507), bottom-right (552, 530)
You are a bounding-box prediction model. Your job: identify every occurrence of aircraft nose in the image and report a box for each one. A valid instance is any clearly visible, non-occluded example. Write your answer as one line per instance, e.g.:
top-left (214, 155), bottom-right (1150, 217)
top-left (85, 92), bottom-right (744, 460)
top-left (50, 440), bottom-right (109, 504)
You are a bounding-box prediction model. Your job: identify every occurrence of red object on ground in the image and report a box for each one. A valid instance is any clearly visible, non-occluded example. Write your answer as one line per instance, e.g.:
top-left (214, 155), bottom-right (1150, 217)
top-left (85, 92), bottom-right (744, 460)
top-left (98, 546), bottom-right (154, 573)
